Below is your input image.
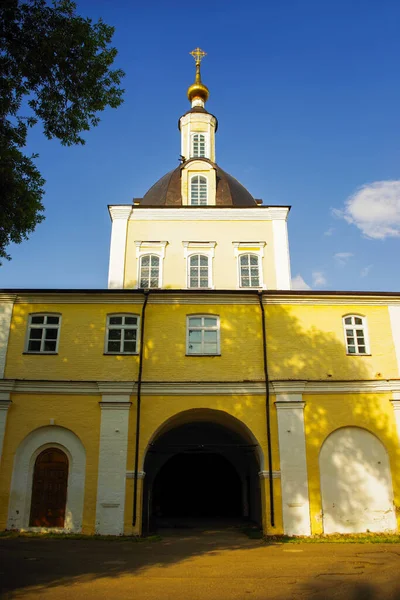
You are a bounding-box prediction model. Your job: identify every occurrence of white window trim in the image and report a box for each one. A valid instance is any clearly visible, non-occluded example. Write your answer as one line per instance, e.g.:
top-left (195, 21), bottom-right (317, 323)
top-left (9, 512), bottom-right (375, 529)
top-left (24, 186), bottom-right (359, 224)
top-left (186, 314), bottom-right (221, 356)
top-left (189, 174), bottom-right (208, 206)
top-left (233, 242), bottom-right (266, 289)
top-left (135, 241), bottom-right (167, 289)
top-left (342, 314), bottom-right (371, 355)
top-left (24, 313), bottom-right (62, 354)
top-left (104, 313), bottom-right (140, 355)
top-left (183, 242), bottom-right (216, 289)
top-left (190, 132), bottom-right (209, 159)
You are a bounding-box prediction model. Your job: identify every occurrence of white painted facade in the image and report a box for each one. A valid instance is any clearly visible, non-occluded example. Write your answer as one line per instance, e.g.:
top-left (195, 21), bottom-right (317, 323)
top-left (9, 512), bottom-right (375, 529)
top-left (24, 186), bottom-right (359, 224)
top-left (0, 298), bottom-right (15, 378)
top-left (275, 393), bottom-right (311, 536)
top-left (319, 427), bottom-right (396, 534)
top-left (95, 395), bottom-right (131, 535)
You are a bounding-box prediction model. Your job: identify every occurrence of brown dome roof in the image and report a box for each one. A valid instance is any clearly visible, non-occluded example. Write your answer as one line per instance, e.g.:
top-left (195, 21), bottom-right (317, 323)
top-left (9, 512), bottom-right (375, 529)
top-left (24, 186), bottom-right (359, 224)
top-left (139, 161), bottom-right (258, 207)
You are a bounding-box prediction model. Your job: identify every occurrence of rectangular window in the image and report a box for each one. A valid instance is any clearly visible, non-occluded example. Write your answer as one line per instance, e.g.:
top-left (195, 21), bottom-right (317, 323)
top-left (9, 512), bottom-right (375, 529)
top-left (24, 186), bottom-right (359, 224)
top-left (26, 314), bottom-right (61, 353)
top-left (343, 315), bottom-right (369, 355)
top-left (187, 315), bottom-right (220, 355)
top-left (105, 314), bottom-right (139, 354)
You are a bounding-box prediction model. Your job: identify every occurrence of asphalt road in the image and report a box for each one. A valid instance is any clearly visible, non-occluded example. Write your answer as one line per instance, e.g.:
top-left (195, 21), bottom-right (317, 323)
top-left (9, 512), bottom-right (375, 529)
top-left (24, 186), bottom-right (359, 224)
top-left (1, 528), bottom-right (400, 599)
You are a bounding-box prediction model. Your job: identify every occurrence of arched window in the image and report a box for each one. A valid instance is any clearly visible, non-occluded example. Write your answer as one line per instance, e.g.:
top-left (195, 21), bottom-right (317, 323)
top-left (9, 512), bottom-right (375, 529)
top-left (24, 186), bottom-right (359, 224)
top-left (343, 315), bottom-right (369, 354)
top-left (30, 448), bottom-right (69, 527)
top-left (139, 254), bottom-right (160, 288)
top-left (239, 254), bottom-right (260, 287)
top-left (188, 254), bottom-right (210, 288)
top-left (192, 133), bottom-right (206, 158)
top-left (190, 175), bottom-right (208, 206)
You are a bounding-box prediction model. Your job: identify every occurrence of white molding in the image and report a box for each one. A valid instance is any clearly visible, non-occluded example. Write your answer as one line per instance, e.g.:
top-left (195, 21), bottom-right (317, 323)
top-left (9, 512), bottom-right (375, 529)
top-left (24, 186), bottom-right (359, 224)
top-left (276, 392), bottom-right (311, 536)
top-left (0, 298), bottom-right (15, 378)
top-left (126, 471), bottom-right (146, 479)
top-left (183, 243), bottom-right (216, 289)
top-left (108, 208), bottom-right (131, 290)
top-left (272, 219), bottom-right (291, 290)
top-left (129, 207), bottom-right (290, 221)
top-left (96, 395), bottom-right (131, 535)
top-left (258, 470), bottom-right (281, 479)
top-left (389, 306), bottom-right (400, 376)
top-left (263, 295), bottom-right (400, 306)
top-left (7, 426), bottom-right (86, 532)
top-left (2, 379), bottom-right (400, 397)
top-left (135, 242), bottom-right (167, 289)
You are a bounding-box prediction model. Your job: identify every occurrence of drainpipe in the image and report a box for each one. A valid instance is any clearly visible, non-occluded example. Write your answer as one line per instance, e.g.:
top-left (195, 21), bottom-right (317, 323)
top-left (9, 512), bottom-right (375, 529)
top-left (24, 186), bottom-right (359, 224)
top-left (257, 291), bottom-right (275, 528)
top-left (132, 290), bottom-right (149, 527)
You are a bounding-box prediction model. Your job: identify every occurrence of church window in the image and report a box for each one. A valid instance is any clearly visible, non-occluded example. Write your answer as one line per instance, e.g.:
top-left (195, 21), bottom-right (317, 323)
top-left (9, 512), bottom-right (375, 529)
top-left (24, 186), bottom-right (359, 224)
top-left (343, 315), bottom-right (369, 355)
top-left (192, 133), bottom-right (206, 158)
top-left (239, 254), bottom-right (261, 287)
top-left (139, 254), bottom-right (160, 288)
top-left (26, 314), bottom-right (61, 353)
top-left (105, 314), bottom-right (139, 354)
top-left (187, 315), bottom-right (220, 355)
top-left (188, 254), bottom-right (210, 288)
top-left (190, 175), bottom-right (208, 205)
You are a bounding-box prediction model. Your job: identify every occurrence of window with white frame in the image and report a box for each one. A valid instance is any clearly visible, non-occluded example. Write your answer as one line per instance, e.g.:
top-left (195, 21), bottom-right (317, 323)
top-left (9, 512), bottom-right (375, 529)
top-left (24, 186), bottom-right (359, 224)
top-left (192, 133), bottom-right (206, 158)
top-left (190, 175), bottom-right (208, 205)
top-left (105, 314), bottom-right (139, 354)
top-left (188, 254), bottom-right (210, 288)
top-left (343, 315), bottom-right (369, 355)
top-left (239, 254), bottom-right (261, 287)
top-left (26, 314), bottom-right (61, 353)
top-left (139, 254), bottom-right (160, 288)
top-left (187, 315), bottom-right (220, 355)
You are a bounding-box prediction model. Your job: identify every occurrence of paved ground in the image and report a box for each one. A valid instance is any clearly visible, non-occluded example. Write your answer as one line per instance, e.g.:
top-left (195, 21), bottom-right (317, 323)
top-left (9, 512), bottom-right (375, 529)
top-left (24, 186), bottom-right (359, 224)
top-left (1, 527), bottom-right (400, 599)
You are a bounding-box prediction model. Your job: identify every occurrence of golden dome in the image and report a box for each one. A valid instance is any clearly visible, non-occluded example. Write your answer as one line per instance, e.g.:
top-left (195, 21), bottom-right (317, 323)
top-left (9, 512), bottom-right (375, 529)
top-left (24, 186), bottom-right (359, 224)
top-left (187, 48), bottom-right (209, 104)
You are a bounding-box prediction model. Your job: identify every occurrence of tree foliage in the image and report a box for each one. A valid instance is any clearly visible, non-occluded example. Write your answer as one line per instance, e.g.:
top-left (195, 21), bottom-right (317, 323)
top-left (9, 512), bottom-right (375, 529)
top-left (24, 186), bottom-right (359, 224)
top-left (0, 0), bottom-right (124, 261)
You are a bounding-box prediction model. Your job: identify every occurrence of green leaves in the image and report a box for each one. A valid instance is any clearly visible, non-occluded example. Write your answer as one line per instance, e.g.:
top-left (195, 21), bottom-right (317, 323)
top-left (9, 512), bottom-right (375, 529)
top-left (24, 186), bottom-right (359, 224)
top-left (0, 0), bottom-right (125, 261)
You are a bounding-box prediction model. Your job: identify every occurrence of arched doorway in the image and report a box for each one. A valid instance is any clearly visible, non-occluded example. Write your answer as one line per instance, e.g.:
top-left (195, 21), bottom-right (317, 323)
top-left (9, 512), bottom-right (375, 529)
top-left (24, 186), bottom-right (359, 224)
top-left (29, 448), bottom-right (69, 527)
top-left (319, 427), bottom-right (396, 534)
top-left (142, 412), bottom-right (262, 533)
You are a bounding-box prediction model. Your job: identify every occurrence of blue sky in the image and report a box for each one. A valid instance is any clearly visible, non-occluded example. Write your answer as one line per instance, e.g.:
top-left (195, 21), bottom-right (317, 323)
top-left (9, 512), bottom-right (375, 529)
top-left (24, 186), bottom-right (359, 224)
top-left (2, 0), bottom-right (399, 291)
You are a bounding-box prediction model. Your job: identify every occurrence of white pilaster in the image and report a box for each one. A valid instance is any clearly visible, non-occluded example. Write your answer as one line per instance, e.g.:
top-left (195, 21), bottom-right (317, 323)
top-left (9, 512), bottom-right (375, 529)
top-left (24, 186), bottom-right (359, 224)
top-left (107, 206), bottom-right (132, 289)
top-left (390, 394), bottom-right (400, 444)
top-left (275, 393), bottom-right (311, 536)
top-left (96, 395), bottom-right (131, 535)
top-left (0, 297), bottom-right (15, 378)
top-left (389, 306), bottom-right (400, 376)
top-left (272, 218), bottom-right (291, 290)
top-left (0, 397), bottom-right (11, 465)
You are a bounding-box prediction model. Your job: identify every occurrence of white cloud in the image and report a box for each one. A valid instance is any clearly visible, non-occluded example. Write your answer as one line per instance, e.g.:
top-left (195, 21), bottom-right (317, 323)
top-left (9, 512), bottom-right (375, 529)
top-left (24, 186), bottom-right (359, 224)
top-left (291, 274), bottom-right (311, 290)
top-left (312, 271), bottom-right (326, 286)
top-left (333, 180), bottom-right (400, 239)
top-left (334, 252), bottom-right (354, 266)
top-left (361, 264), bottom-right (373, 277)
top-left (324, 227), bottom-right (335, 236)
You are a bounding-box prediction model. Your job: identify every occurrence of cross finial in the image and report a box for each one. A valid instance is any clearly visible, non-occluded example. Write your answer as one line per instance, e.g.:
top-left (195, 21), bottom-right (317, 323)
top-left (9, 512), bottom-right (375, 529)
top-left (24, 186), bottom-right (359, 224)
top-left (190, 47), bottom-right (207, 66)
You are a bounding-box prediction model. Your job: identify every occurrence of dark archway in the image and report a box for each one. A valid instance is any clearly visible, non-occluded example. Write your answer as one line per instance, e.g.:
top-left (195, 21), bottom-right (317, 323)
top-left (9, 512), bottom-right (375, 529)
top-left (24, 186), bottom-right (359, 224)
top-left (142, 416), bottom-right (262, 533)
top-left (29, 448), bottom-right (68, 527)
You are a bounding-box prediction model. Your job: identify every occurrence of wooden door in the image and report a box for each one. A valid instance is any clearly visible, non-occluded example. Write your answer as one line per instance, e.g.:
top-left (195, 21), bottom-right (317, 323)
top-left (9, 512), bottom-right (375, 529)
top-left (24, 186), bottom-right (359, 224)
top-left (29, 448), bottom-right (69, 527)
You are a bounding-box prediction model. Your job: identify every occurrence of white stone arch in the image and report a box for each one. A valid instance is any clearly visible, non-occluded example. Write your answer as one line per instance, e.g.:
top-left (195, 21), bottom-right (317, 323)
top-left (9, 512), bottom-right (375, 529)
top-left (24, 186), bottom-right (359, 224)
top-left (7, 426), bottom-right (86, 532)
top-left (319, 426), bottom-right (396, 534)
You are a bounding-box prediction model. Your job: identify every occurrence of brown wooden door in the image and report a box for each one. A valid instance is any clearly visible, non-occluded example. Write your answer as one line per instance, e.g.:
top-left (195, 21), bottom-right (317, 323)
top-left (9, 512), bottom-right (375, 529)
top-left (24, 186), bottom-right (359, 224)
top-left (29, 448), bottom-right (69, 527)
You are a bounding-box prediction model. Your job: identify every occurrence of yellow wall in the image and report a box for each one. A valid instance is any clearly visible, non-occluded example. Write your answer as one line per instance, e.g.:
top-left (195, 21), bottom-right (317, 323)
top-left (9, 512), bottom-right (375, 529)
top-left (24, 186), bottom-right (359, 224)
top-left (5, 300), bottom-right (399, 382)
top-left (304, 392), bottom-right (400, 534)
top-left (0, 394), bottom-right (101, 534)
top-left (125, 218), bottom-right (276, 290)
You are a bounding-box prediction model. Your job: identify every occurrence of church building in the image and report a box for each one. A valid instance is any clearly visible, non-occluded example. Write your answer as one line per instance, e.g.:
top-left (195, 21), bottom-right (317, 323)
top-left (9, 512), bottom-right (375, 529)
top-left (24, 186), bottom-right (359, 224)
top-left (1, 50), bottom-right (400, 537)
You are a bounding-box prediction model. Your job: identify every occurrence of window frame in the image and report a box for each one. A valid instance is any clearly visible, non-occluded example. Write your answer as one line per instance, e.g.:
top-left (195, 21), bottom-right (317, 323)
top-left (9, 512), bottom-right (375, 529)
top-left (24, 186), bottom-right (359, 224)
top-left (138, 253), bottom-right (161, 289)
top-left (238, 253), bottom-right (262, 288)
top-left (191, 132), bottom-right (207, 158)
top-left (190, 174), bottom-right (208, 206)
top-left (104, 313), bottom-right (140, 355)
top-left (186, 314), bottom-right (221, 356)
top-left (25, 313), bottom-right (62, 354)
top-left (342, 314), bottom-right (370, 356)
top-left (233, 243), bottom-right (266, 290)
top-left (187, 253), bottom-right (212, 289)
